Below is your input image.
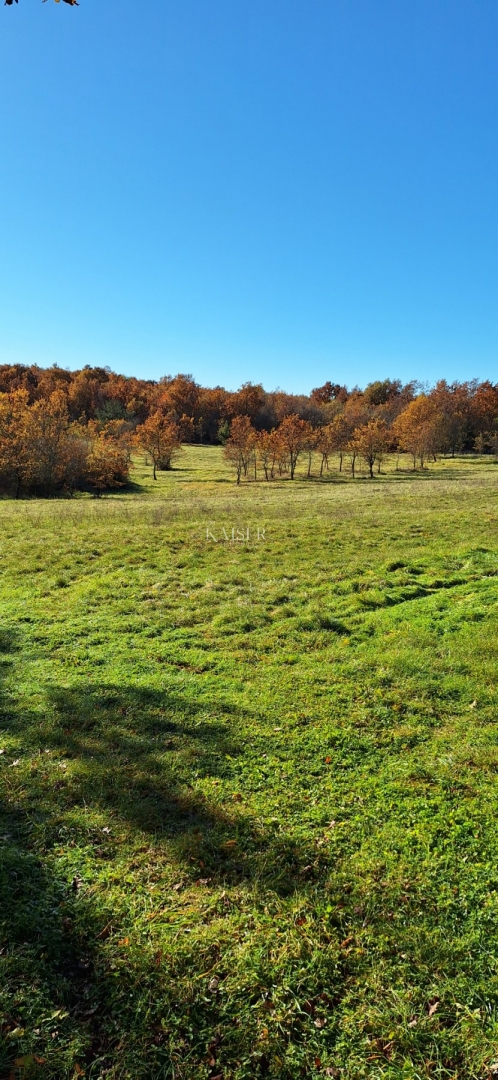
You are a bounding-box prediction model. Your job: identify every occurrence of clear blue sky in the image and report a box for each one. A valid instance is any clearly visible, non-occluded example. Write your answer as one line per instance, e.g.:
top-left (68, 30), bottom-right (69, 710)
top-left (1, 1), bottom-right (497, 393)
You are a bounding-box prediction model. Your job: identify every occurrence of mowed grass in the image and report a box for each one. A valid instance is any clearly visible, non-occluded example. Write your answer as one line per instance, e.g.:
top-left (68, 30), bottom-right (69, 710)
top-left (1, 447), bottom-right (498, 1080)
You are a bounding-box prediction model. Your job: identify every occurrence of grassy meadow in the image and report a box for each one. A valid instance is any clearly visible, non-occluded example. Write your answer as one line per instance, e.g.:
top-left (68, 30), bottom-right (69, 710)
top-left (1, 447), bottom-right (498, 1080)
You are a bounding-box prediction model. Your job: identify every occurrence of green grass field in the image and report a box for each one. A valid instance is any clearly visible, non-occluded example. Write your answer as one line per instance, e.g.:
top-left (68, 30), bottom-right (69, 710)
top-left (1, 448), bottom-right (498, 1080)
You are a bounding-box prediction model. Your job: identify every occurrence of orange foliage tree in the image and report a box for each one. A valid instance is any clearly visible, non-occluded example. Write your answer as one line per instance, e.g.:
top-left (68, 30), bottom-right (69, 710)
top-left (0, 389), bottom-right (130, 496)
top-left (392, 395), bottom-right (439, 468)
top-left (348, 418), bottom-right (391, 478)
top-left (277, 415), bottom-right (309, 480)
top-left (256, 430), bottom-right (281, 481)
top-left (223, 416), bottom-right (257, 484)
top-left (134, 413), bottom-right (182, 480)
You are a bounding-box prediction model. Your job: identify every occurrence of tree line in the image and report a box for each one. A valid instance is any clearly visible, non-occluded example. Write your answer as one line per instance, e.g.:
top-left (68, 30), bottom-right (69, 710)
top-left (0, 364), bottom-right (496, 494)
top-left (223, 382), bottom-right (498, 483)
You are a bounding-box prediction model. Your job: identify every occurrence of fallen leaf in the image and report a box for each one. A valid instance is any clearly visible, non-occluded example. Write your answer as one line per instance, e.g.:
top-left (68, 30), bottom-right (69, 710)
top-left (9, 760), bottom-right (20, 768)
top-left (340, 935), bottom-right (354, 949)
top-left (8, 1028), bottom-right (25, 1039)
top-left (408, 1018), bottom-right (417, 1028)
top-left (428, 999), bottom-right (440, 1018)
top-left (325, 756), bottom-right (332, 764)
top-left (222, 840), bottom-right (237, 849)
top-left (314, 1017), bottom-right (327, 1028)
top-left (102, 826), bottom-right (111, 834)
top-left (470, 700), bottom-right (477, 708)
top-left (118, 937), bottom-right (130, 947)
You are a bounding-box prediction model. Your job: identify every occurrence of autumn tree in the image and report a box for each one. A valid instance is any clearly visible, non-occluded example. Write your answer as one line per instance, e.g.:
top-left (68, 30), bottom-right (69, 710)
top-left (310, 381), bottom-right (348, 405)
top-left (470, 382), bottom-right (498, 445)
top-left (197, 387), bottom-right (230, 443)
top-left (429, 381), bottom-right (469, 456)
top-left (223, 415), bottom-right (256, 484)
top-left (301, 421), bottom-right (317, 477)
top-left (0, 389), bottom-right (33, 496)
top-left (348, 419), bottom-right (390, 478)
top-left (227, 383), bottom-right (266, 426)
top-left (0, 389), bottom-right (130, 496)
top-left (134, 413), bottom-right (182, 479)
top-left (84, 426), bottom-right (130, 494)
top-left (314, 424), bottom-right (335, 476)
top-left (392, 395), bottom-right (439, 468)
top-left (257, 430), bottom-right (280, 481)
top-left (157, 375), bottom-right (200, 426)
top-left (27, 391), bottom-right (77, 494)
top-left (277, 414), bottom-right (309, 480)
top-left (328, 414), bottom-right (353, 472)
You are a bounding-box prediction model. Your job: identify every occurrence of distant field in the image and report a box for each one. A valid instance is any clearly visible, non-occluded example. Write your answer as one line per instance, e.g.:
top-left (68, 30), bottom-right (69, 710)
top-left (1, 448), bottom-right (498, 1080)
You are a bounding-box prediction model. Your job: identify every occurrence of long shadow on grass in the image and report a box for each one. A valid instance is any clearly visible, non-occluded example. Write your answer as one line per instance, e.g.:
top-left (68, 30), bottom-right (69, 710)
top-left (0, 631), bottom-right (114, 1074)
top-left (0, 651), bottom-right (159, 1072)
top-left (0, 653), bottom-right (329, 1076)
top-left (4, 677), bottom-right (322, 894)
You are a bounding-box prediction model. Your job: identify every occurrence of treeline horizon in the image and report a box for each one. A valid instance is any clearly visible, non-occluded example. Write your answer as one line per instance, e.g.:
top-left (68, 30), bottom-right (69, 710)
top-left (0, 362), bottom-right (497, 496)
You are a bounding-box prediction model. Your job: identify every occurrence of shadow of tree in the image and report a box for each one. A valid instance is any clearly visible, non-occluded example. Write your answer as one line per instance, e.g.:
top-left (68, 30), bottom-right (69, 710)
top-left (2, 677), bottom-right (319, 891)
top-left (0, 650), bottom-right (328, 1076)
top-left (44, 683), bottom-right (239, 839)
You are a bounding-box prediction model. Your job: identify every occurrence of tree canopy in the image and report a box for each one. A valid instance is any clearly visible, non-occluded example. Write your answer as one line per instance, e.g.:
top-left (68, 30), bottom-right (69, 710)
top-left (5, 1), bottom-right (79, 6)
